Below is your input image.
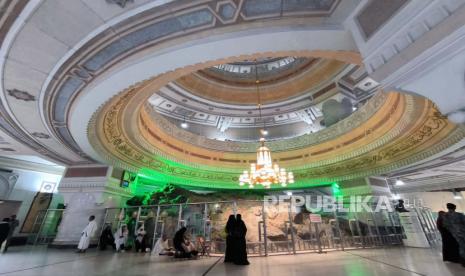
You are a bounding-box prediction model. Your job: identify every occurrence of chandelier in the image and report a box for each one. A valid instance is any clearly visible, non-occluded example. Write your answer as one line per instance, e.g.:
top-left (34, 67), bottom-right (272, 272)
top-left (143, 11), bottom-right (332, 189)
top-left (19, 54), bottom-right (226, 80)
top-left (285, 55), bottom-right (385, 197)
top-left (239, 138), bottom-right (294, 188)
top-left (238, 59), bottom-right (294, 188)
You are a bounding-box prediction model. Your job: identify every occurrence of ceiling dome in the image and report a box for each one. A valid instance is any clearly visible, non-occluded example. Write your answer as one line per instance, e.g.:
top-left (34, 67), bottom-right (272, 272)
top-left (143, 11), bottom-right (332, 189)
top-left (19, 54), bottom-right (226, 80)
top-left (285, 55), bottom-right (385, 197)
top-left (148, 57), bottom-right (377, 142)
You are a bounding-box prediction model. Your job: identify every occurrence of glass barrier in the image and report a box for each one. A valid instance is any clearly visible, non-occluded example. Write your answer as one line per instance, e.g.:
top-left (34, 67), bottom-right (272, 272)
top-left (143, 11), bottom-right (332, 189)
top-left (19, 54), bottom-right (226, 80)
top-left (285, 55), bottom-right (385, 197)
top-left (34, 198), bottom-right (427, 255)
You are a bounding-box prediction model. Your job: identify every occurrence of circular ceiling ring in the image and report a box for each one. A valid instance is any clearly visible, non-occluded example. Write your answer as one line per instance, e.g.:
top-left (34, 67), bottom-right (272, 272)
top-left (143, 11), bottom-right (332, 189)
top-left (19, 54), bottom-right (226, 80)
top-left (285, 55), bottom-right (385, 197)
top-left (87, 51), bottom-right (465, 189)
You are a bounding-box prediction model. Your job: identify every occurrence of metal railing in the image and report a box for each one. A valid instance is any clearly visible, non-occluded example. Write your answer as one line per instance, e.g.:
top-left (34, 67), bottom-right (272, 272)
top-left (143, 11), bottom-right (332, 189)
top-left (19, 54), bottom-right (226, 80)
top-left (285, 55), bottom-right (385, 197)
top-left (98, 200), bottom-right (406, 256)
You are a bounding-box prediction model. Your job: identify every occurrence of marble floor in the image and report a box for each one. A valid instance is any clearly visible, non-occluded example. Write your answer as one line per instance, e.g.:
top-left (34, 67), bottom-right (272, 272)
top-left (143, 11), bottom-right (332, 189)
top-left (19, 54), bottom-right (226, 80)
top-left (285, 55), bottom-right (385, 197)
top-left (0, 246), bottom-right (463, 276)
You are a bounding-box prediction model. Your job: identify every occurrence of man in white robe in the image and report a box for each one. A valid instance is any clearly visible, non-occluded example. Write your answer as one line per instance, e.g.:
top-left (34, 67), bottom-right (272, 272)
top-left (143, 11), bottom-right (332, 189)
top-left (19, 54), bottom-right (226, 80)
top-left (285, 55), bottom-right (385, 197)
top-left (114, 224), bottom-right (128, 252)
top-left (77, 215), bottom-right (98, 253)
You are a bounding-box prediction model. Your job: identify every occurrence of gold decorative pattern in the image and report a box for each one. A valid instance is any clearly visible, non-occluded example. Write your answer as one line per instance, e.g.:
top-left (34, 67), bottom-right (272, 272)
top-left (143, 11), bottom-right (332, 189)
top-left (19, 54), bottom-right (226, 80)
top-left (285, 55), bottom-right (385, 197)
top-left (87, 53), bottom-right (464, 189)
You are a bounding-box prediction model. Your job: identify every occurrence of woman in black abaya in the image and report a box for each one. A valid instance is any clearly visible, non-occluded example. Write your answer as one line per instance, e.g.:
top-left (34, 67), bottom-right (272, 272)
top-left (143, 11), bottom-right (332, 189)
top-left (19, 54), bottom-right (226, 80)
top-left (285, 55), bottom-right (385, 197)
top-left (224, 215), bottom-right (236, 262)
top-left (437, 211), bottom-right (461, 263)
top-left (233, 214), bottom-right (249, 265)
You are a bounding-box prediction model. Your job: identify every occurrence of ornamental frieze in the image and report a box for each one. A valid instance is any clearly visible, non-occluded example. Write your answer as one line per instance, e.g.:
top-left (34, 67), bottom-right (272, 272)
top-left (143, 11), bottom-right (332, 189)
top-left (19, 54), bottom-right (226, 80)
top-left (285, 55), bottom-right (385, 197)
top-left (89, 83), bottom-right (465, 188)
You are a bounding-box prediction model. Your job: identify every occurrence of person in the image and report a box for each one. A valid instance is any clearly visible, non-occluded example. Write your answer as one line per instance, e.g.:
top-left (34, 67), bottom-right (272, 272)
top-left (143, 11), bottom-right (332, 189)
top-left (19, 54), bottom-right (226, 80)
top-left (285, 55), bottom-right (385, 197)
top-left (182, 233), bottom-right (198, 257)
top-left (134, 223), bottom-right (147, 253)
top-left (443, 203), bottom-right (465, 267)
top-left (114, 224), bottom-right (129, 252)
top-left (0, 218), bottom-right (10, 253)
top-left (224, 215), bottom-right (236, 262)
top-left (196, 236), bottom-right (210, 256)
top-left (173, 227), bottom-right (198, 258)
top-left (152, 235), bottom-right (174, 256)
top-left (144, 212), bottom-right (155, 250)
top-left (3, 215), bottom-right (19, 252)
top-left (126, 212), bottom-right (138, 250)
top-left (99, 224), bottom-right (115, 251)
top-left (395, 199), bottom-right (409, 213)
top-left (437, 211), bottom-right (461, 263)
top-left (233, 214), bottom-right (249, 265)
top-left (77, 215), bottom-right (98, 253)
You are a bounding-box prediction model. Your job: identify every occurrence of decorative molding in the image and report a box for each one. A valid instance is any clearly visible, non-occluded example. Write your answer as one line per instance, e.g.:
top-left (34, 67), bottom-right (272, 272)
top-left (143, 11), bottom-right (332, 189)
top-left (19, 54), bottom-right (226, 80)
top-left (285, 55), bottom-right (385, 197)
top-left (87, 75), bottom-right (465, 189)
top-left (141, 91), bottom-right (388, 153)
top-left (7, 89), bottom-right (35, 101)
top-left (38, 0), bottom-right (348, 161)
top-left (0, 156), bottom-right (65, 175)
top-left (31, 132), bottom-right (51, 139)
top-left (105, 0), bottom-right (134, 8)
top-left (354, 0), bottom-right (465, 74)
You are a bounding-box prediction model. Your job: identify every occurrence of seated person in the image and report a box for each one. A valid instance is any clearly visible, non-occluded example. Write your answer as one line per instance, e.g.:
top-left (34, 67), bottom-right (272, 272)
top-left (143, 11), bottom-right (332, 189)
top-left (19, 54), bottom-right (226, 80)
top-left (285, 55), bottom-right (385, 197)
top-left (173, 227), bottom-right (198, 258)
top-left (152, 235), bottom-right (174, 256)
top-left (114, 224), bottom-right (128, 252)
top-left (135, 224), bottom-right (147, 253)
top-left (196, 236), bottom-right (210, 256)
top-left (99, 224), bottom-right (115, 251)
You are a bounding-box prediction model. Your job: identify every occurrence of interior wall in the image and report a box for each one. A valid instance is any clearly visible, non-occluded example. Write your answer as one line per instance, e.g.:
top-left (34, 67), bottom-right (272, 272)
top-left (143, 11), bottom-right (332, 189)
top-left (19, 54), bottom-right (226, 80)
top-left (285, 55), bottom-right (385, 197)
top-left (400, 191), bottom-right (465, 213)
top-left (0, 200), bottom-right (21, 221)
top-left (2, 169), bottom-right (63, 236)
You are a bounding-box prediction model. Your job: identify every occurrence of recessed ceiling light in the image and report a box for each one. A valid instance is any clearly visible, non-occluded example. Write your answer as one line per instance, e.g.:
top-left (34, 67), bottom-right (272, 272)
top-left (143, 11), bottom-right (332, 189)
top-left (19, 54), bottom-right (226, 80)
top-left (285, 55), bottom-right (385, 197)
top-left (453, 190), bottom-right (463, 200)
top-left (181, 122), bottom-right (189, 129)
top-left (261, 129), bottom-right (268, 136)
top-left (395, 179), bottom-right (405, 186)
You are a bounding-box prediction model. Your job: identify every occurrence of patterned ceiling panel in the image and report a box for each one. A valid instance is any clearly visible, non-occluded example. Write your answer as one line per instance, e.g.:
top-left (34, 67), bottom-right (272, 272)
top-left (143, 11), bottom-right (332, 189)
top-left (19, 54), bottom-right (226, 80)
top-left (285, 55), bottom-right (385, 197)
top-left (40, 0), bottom-right (342, 161)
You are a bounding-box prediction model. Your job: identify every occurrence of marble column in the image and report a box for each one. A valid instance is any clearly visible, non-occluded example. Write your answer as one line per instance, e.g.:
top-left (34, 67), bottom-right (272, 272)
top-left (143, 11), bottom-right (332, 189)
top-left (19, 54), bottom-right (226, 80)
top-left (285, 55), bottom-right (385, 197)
top-left (52, 166), bottom-right (132, 247)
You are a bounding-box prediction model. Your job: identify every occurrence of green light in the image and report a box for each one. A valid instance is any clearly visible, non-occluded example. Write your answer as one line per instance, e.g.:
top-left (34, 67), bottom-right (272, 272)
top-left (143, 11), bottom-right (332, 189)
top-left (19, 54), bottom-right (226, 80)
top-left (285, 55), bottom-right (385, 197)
top-left (134, 166), bottom-right (336, 191)
top-left (332, 182), bottom-right (343, 197)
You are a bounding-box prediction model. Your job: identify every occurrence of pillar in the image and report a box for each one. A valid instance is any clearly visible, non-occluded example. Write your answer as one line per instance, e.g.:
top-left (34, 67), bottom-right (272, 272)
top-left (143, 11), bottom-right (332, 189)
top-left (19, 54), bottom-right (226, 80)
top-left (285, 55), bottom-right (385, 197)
top-left (51, 166), bottom-right (132, 247)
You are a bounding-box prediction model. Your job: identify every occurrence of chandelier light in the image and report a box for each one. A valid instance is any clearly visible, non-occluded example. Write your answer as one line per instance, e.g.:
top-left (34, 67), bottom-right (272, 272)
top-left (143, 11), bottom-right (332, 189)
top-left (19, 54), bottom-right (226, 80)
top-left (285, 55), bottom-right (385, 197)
top-left (239, 138), bottom-right (294, 188)
top-left (238, 59), bottom-right (294, 188)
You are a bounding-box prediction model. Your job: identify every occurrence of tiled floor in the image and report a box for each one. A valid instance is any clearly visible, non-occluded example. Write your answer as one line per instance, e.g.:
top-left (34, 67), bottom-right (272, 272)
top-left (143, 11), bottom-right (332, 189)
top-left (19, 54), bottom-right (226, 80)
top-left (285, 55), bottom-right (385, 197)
top-left (0, 246), bottom-right (463, 276)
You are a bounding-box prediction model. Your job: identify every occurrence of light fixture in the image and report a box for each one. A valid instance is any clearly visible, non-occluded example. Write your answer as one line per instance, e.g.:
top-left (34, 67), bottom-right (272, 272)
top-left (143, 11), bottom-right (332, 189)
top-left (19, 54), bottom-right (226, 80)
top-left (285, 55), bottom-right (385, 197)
top-left (395, 179), bottom-right (405, 186)
top-left (239, 138), bottom-right (294, 189)
top-left (453, 190), bottom-right (463, 200)
top-left (180, 115), bottom-right (188, 129)
top-left (239, 60), bottom-right (294, 189)
top-left (286, 191), bottom-right (293, 196)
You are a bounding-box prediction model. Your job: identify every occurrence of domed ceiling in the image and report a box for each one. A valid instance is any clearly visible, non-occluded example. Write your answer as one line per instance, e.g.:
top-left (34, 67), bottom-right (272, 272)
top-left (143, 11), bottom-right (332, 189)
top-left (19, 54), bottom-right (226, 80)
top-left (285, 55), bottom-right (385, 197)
top-left (148, 57), bottom-right (375, 142)
top-left (88, 53), bottom-right (465, 190)
top-left (0, 0), bottom-right (464, 192)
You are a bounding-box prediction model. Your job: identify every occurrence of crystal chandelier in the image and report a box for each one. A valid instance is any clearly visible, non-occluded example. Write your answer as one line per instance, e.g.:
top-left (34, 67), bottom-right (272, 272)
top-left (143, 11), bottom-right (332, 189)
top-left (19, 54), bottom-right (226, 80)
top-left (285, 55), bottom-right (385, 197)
top-left (238, 59), bottom-right (294, 188)
top-left (239, 138), bottom-right (294, 188)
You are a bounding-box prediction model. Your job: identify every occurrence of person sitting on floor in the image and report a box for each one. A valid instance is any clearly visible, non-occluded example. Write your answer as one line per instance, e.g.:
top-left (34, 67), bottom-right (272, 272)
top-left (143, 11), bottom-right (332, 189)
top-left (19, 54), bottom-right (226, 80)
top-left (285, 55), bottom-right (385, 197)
top-left (153, 234), bottom-right (174, 256)
top-left (99, 224), bottom-right (115, 251)
top-left (114, 224), bottom-right (128, 252)
top-left (134, 223), bottom-right (147, 253)
top-left (173, 227), bottom-right (198, 258)
top-left (196, 236), bottom-right (210, 256)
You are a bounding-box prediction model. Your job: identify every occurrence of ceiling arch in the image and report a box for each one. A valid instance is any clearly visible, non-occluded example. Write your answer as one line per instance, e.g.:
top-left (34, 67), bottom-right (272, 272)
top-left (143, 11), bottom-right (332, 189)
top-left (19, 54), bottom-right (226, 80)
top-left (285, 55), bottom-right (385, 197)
top-left (85, 50), bottom-right (465, 189)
